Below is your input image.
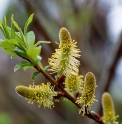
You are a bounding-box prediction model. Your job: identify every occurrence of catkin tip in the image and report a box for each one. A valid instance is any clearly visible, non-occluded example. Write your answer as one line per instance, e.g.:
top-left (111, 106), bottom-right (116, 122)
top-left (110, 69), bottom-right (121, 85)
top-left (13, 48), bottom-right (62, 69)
top-left (59, 27), bottom-right (71, 42)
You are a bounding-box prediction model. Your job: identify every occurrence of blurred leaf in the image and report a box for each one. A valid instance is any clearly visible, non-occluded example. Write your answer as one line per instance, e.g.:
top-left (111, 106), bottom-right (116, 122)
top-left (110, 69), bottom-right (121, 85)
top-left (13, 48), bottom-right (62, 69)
top-left (2, 17), bottom-right (10, 39)
top-left (10, 15), bottom-right (15, 38)
top-left (26, 46), bottom-right (41, 64)
top-left (31, 71), bottom-right (40, 80)
top-left (0, 112), bottom-right (12, 124)
top-left (14, 48), bottom-right (28, 59)
top-left (11, 54), bottom-right (18, 59)
top-left (0, 40), bottom-right (15, 54)
top-left (23, 65), bottom-right (34, 71)
top-left (14, 61), bottom-right (33, 72)
top-left (0, 21), bottom-right (7, 38)
top-left (36, 55), bottom-right (42, 63)
top-left (37, 61), bottom-right (43, 69)
top-left (27, 31), bottom-right (35, 46)
top-left (44, 65), bottom-right (49, 71)
top-left (24, 13), bottom-right (34, 35)
top-left (34, 41), bottom-right (51, 47)
top-left (12, 19), bottom-right (25, 42)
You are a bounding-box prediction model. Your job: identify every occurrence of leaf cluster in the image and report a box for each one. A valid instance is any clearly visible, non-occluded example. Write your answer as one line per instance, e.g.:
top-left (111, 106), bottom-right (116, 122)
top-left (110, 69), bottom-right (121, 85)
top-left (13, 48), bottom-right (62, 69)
top-left (0, 14), bottom-right (49, 79)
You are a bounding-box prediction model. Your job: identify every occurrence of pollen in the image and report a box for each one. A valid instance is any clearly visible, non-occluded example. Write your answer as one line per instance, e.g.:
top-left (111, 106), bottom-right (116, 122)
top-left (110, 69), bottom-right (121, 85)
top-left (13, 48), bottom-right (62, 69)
top-left (48, 27), bottom-right (81, 77)
top-left (102, 92), bottom-right (119, 124)
top-left (76, 72), bottom-right (97, 115)
top-left (15, 82), bottom-right (57, 109)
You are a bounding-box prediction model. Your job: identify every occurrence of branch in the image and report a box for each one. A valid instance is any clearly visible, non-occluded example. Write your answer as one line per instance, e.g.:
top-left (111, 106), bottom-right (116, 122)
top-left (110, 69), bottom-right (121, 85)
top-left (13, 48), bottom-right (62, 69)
top-left (34, 64), bottom-right (105, 124)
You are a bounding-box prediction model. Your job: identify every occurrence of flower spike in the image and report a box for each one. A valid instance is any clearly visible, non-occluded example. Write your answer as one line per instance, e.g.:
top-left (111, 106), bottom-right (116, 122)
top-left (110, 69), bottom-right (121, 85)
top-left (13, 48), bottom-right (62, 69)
top-left (48, 27), bottom-right (81, 77)
top-left (76, 72), bottom-right (97, 115)
top-left (15, 82), bottom-right (57, 109)
top-left (102, 92), bottom-right (119, 124)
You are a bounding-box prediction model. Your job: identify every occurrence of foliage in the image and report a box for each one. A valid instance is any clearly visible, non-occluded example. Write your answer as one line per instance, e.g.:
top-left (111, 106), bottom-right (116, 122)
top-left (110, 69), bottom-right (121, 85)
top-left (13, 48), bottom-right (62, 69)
top-left (0, 14), bottom-right (119, 124)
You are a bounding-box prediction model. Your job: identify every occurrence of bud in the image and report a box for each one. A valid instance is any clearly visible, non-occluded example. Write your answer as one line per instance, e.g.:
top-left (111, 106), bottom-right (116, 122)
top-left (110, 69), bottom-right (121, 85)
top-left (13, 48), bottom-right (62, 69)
top-left (59, 27), bottom-right (72, 48)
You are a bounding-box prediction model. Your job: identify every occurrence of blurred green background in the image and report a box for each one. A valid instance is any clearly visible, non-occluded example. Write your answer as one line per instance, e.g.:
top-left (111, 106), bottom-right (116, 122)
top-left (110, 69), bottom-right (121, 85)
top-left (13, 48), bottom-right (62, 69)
top-left (0, 0), bottom-right (122, 124)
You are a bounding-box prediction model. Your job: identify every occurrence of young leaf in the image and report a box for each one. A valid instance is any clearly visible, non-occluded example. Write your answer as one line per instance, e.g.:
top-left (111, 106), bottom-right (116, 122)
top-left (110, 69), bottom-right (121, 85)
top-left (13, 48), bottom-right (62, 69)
top-left (24, 14), bottom-right (34, 35)
top-left (3, 17), bottom-right (10, 39)
top-left (14, 48), bottom-right (28, 59)
top-left (34, 41), bottom-right (51, 47)
top-left (0, 21), bottom-right (7, 38)
top-left (26, 46), bottom-right (41, 64)
top-left (12, 20), bottom-right (25, 42)
top-left (14, 61), bottom-right (33, 72)
top-left (23, 65), bottom-right (34, 71)
top-left (11, 15), bottom-right (15, 38)
top-left (11, 54), bottom-right (18, 59)
top-left (27, 31), bottom-right (35, 46)
top-left (44, 65), bottom-right (49, 71)
top-left (37, 61), bottom-right (43, 69)
top-left (0, 40), bottom-right (15, 54)
top-left (31, 71), bottom-right (40, 80)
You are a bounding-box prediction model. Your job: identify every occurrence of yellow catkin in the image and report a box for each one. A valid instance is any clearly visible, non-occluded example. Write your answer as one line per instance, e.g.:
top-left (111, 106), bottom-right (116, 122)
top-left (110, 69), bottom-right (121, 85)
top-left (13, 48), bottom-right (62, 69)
top-left (15, 82), bottom-right (56, 109)
top-left (64, 74), bottom-right (84, 96)
top-left (76, 72), bottom-right (97, 115)
top-left (102, 92), bottom-right (119, 124)
top-left (48, 27), bottom-right (80, 77)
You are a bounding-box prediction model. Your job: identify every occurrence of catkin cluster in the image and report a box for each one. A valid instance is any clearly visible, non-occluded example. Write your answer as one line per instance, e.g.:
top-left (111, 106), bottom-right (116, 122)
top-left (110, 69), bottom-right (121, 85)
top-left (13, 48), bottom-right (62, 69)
top-left (16, 27), bottom-right (97, 113)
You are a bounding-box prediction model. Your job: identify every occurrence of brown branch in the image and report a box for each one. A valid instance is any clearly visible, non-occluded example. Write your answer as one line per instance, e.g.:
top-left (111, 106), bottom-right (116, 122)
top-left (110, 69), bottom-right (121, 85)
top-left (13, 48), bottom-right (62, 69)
top-left (34, 64), bottom-right (104, 124)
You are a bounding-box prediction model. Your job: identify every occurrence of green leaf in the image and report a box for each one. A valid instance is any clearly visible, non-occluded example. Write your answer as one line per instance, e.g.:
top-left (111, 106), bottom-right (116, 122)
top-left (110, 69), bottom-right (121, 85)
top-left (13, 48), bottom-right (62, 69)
top-left (11, 54), bottom-right (18, 59)
top-left (10, 39), bottom-right (19, 46)
top-left (44, 65), bottom-right (49, 71)
top-left (0, 40), bottom-right (15, 54)
top-left (2, 17), bottom-right (11, 39)
top-left (14, 61), bottom-right (33, 72)
top-left (23, 65), bottom-right (34, 71)
top-left (37, 61), bottom-right (43, 69)
top-left (24, 14), bottom-right (34, 35)
top-left (26, 46), bottom-right (41, 64)
top-left (36, 55), bottom-right (42, 63)
top-left (12, 20), bottom-right (25, 42)
top-left (14, 48), bottom-right (28, 59)
top-left (12, 20), bottom-right (20, 31)
top-left (11, 15), bottom-right (15, 39)
top-left (27, 31), bottom-right (35, 46)
top-left (0, 21), bottom-right (6, 37)
top-left (31, 71), bottom-right (40, 80)
top-left (34, 41), bottom-right (51, 47)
